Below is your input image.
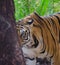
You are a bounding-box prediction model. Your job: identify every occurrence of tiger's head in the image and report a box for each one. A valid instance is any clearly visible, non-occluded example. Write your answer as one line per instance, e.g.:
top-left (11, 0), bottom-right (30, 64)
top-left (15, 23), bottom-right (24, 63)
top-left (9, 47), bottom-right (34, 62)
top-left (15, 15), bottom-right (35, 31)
top-left (16, 12), bottom-right (43, 49)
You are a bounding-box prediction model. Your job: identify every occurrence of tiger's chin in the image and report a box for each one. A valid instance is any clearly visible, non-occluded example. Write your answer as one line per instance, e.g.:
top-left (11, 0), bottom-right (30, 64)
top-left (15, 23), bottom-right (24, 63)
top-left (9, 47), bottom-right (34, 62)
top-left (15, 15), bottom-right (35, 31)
top-left (22, 45), bottom-right (51, 65)
top-left (22, 46), bottom-right (51, 65)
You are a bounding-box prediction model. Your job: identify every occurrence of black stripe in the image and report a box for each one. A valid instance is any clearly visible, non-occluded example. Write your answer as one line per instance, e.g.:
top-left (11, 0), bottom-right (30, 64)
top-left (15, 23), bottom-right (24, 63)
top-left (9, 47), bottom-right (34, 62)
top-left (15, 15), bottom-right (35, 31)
top-left (50, 18), bottom-right (56, 26)
top-left (54, 15), bottom-right (60, 43)
top-left (50, 18), bottom-right (57, 32)
top-left (54, 15), bottom-right (60, 24)
top-left (44, 17), bottom-right (51, 27)
top-left (32, 34), bottom-right (39, 48)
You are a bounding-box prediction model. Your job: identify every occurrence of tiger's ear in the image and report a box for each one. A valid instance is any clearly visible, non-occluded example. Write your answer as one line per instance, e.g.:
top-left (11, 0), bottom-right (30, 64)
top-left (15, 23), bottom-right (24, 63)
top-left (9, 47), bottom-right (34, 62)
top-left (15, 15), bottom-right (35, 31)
top-left (27, 19), bottom-right (33, 25)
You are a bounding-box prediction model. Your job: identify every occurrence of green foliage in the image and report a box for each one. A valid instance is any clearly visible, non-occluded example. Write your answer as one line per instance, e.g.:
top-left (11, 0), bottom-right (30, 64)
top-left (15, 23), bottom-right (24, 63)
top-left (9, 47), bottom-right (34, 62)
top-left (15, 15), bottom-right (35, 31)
top-left (54, 1), bottom-right (60, 12)
top-left (14, 0), bottom-right (60, 21)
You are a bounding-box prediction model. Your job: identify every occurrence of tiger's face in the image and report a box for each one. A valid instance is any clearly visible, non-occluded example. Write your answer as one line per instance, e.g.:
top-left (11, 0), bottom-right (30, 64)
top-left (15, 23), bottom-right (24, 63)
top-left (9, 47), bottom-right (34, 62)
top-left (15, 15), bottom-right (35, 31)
top-left (17, 13), bottom-right (43, 49)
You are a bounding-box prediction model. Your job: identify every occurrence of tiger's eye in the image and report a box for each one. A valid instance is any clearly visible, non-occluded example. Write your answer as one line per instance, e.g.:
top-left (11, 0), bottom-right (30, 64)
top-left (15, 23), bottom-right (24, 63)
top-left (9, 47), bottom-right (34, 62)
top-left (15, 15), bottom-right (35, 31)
top-left (27, 19), bottom-right (33, 25)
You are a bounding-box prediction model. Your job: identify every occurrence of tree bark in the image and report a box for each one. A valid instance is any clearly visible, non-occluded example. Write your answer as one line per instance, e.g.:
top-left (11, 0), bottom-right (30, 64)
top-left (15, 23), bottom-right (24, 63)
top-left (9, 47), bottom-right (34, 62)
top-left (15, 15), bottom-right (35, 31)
top-left (0, 0), bottom-right (26, 65)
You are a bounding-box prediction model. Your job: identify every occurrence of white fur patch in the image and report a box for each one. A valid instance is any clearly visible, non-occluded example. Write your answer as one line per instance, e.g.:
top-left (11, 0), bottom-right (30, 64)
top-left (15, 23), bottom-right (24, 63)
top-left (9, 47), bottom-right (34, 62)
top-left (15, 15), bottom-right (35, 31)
top-left (22, 46), bottom-right (36, 59)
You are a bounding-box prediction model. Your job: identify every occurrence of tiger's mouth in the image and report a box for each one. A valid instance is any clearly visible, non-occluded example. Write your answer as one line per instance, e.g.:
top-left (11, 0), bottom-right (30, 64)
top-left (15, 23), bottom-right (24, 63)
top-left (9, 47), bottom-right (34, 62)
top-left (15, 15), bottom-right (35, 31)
top-left (25, 57), bottom-right (35, 60)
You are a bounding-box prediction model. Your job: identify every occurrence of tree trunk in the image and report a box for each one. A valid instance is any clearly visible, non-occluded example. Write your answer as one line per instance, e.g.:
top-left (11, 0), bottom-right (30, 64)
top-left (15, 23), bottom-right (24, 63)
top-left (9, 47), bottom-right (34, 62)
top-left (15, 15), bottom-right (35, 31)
top-left (0, 0), bottom-right (26, 65)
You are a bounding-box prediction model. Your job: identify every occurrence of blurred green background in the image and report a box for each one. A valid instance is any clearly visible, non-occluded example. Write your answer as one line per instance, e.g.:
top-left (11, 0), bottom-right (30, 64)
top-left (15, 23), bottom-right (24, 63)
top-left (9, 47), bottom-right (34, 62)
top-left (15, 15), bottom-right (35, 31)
top-left (14, 0), bottom-right (60, 21)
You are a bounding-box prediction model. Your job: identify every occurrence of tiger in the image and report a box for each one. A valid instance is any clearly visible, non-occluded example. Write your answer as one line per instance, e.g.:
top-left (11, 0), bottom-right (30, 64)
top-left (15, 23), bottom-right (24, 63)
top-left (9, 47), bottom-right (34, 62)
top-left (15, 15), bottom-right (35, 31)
top-left (16, 12), bottom-right (60, 65)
